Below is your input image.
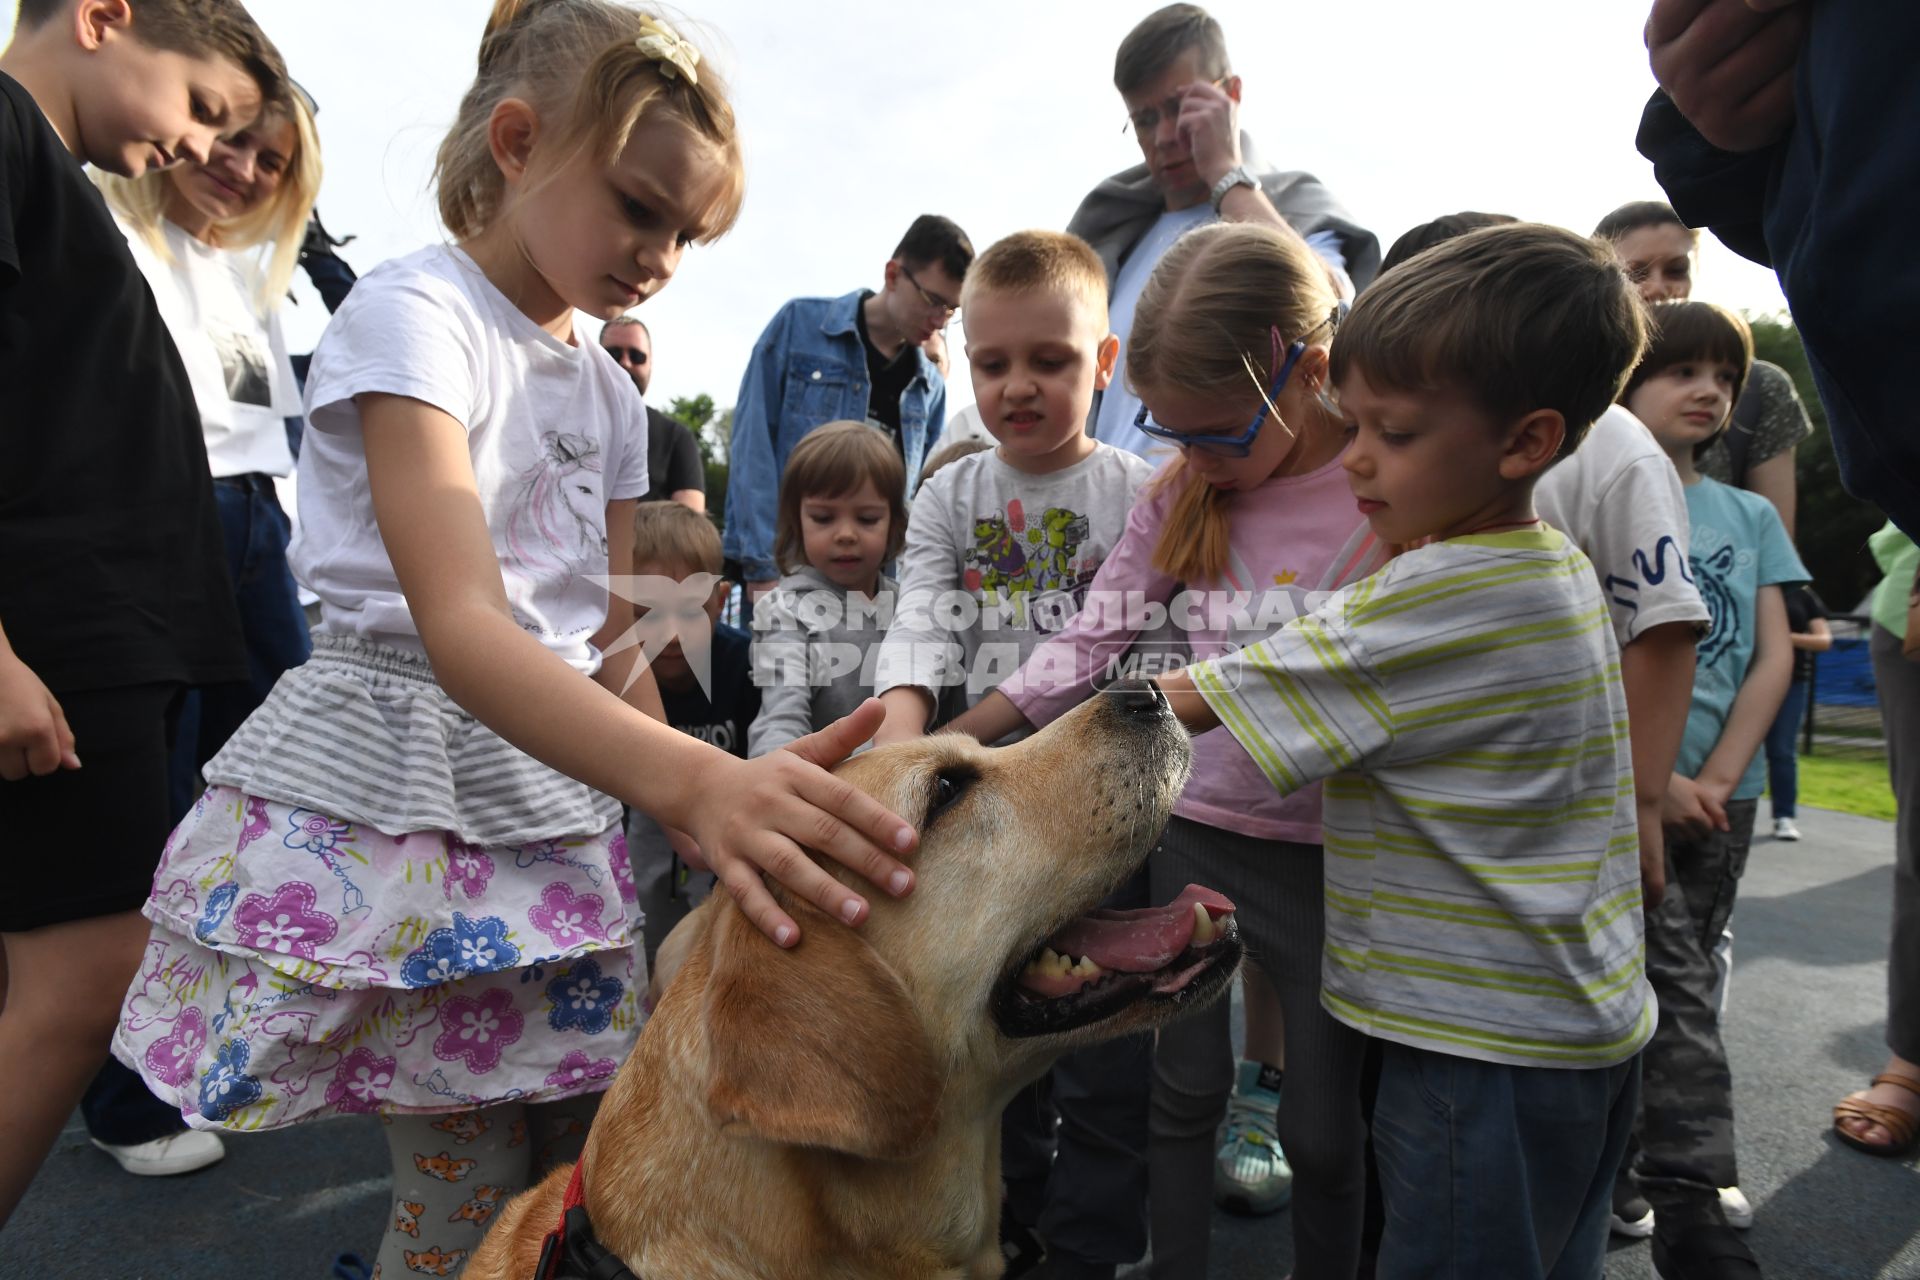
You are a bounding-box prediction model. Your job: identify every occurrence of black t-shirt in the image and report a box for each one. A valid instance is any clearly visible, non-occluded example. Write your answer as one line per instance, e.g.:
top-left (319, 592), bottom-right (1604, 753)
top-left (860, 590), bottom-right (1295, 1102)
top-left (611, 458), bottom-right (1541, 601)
top-left (657, 622), bottom-right (759, 757)
top-left (1784, 583), bottom-right (1830, 685)
top-left (643, 406), bottom-right (706, 505)
top-left (0, 73), bottom-right (245, 694)
top-left (852, 290), bottom-right (916, 446)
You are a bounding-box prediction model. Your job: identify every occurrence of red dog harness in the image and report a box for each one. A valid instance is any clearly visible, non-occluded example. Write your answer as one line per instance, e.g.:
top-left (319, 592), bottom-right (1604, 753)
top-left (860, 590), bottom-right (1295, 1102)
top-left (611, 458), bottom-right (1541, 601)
top-left (533, 1154), bottom-right (641, 1280)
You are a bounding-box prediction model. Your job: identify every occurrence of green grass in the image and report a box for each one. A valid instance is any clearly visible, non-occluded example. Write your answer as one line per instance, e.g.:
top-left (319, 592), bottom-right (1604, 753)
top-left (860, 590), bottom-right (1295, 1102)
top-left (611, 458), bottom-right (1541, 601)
top-left (1795, 753), bottom-right (1898, 822)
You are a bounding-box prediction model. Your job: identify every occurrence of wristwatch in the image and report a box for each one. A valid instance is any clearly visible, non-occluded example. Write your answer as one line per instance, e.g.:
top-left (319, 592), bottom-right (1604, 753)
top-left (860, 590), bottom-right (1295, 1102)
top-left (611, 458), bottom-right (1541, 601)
top-left (1209, 164), bottom-right (1257, 213)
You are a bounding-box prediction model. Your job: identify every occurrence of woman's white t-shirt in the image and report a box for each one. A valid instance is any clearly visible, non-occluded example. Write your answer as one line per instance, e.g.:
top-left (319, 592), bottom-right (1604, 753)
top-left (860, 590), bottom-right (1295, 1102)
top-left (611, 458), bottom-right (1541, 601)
top-left (293, 245), bottom-right (651, 673)
top-left (120, 218), bottom-right (300, 478)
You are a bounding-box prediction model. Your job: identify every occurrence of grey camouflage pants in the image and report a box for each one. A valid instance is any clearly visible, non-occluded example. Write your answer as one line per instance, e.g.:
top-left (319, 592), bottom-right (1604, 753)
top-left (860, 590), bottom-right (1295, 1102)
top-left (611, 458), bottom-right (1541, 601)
top-left (1633, 798), bottom-right (1758, 1224)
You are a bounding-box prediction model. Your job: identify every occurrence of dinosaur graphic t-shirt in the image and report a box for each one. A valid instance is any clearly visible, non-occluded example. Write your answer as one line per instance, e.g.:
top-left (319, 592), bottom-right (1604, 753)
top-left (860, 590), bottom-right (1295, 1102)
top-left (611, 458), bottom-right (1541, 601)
top-left (1675, 477), bottom-right (1808, 799)
top-left (876, 444), bottom-right (1154, 727)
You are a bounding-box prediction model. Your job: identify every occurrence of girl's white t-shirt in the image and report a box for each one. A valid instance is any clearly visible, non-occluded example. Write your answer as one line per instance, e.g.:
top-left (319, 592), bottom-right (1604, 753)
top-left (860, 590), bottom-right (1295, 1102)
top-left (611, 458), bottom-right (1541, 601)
top-left (121, 218), bottom-right (300, 478)
top-left (293, 244), bottom-right (650, 673)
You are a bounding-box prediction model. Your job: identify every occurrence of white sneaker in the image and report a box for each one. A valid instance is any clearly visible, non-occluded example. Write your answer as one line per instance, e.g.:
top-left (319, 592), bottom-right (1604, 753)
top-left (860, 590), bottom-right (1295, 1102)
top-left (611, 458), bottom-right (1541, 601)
top-left (90, 1130), bottom-right (225, 1177)
top-left (1719, 1184), bottom-right (1754, 1229)
top-left (1773, 817), bottom-right (1801, 841)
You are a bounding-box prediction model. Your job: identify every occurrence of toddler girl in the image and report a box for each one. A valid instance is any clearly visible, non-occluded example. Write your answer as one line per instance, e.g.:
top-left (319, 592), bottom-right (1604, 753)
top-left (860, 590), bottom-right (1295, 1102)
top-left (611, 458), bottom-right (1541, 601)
top-left (749, 420), bottom-right (906, 757)
top-left (110, 5), bottom-right (913, 1276)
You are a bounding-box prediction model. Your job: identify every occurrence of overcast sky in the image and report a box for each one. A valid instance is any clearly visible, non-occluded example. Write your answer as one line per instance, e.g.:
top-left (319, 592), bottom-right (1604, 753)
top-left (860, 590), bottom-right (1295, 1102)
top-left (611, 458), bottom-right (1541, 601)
top-left (14, 0), bottom-right (1790, 416)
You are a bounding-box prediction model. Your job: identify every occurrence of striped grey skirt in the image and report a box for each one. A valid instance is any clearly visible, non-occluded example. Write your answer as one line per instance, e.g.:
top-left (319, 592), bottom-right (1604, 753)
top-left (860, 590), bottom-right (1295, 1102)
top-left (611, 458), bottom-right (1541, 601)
top-left (205, 633), bottom-right (620, 847)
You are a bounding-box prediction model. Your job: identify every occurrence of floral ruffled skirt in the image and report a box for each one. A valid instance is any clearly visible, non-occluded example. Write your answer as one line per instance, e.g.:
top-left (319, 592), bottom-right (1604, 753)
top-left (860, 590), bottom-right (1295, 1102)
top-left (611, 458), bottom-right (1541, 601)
top-left (114, 786), bottom-right (645, 1130)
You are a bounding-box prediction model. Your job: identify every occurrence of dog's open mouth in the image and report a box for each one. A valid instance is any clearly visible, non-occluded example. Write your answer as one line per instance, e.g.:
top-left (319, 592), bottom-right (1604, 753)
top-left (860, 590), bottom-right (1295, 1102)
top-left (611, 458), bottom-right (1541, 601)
top-left (991, 884), bottom-right (1241, 1038)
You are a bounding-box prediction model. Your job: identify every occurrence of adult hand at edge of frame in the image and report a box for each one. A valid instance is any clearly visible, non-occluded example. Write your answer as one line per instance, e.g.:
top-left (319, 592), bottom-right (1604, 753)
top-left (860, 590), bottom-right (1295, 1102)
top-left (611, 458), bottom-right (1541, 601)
top-left (1646, 0), bottom-right (1808, 152)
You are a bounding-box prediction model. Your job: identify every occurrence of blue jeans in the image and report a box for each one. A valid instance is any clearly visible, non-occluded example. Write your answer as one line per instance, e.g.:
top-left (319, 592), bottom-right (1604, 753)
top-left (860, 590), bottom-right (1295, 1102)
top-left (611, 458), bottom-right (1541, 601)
top-left (165, 474), bottom-right (312, 822)
top-left (1372, 1041), bottom-right (1639, 1280)
top-left (1764, 678), bottom-right (1809, 819)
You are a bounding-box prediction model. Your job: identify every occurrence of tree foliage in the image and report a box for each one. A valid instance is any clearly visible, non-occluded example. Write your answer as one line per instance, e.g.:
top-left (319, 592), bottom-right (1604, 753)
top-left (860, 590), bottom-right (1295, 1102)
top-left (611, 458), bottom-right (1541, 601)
top-left (1745, 315), bottom-right (1885, 611)
top-left (666, 394), bottom-right (730, 529)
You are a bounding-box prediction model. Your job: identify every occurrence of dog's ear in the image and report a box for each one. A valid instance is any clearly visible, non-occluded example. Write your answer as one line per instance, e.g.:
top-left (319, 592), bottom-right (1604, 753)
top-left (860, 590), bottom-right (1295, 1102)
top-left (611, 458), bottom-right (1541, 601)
top-left (702, 895), bottom-right (942, 1160)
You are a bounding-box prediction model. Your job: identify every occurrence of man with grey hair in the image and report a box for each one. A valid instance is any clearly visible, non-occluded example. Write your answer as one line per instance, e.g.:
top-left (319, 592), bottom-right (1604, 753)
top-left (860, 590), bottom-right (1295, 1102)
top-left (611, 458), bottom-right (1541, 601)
top-left (601, 315), bottom-right (707, 512)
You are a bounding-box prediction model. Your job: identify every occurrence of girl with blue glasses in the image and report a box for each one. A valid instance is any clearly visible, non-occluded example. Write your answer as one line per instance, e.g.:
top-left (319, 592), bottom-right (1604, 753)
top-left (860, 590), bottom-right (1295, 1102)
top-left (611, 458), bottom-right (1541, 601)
top-left (946, 220), bottom-right (1381, 1279)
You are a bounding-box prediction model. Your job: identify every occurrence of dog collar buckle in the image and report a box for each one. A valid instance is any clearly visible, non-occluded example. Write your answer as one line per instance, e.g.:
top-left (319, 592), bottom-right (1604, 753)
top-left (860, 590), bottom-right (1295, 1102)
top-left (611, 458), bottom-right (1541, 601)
top-left (534, 1157), bottom-right (641, 1280)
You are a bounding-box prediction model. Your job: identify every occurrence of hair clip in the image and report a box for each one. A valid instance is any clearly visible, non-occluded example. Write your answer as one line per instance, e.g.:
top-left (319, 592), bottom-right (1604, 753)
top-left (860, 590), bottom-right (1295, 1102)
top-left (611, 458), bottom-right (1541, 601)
top-left (634, 16), bottom-right (701, 86)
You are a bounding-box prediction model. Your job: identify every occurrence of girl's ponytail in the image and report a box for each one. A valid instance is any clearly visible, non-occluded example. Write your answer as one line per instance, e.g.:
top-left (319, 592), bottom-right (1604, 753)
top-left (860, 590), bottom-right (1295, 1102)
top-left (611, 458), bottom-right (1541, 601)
top-left (1128, 223), bottom-right (1338, 583)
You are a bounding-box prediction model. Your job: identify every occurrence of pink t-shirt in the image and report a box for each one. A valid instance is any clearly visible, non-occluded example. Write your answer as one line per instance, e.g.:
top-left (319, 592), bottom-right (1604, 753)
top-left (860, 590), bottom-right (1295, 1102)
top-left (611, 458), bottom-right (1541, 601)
top-left (999, 454), bottom-right (1375, 842)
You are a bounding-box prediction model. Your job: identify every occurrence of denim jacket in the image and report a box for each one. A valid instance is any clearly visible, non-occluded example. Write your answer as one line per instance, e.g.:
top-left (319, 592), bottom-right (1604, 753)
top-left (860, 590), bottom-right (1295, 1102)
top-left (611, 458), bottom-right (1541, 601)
top-left (722, 289), bottom-right (945, 582)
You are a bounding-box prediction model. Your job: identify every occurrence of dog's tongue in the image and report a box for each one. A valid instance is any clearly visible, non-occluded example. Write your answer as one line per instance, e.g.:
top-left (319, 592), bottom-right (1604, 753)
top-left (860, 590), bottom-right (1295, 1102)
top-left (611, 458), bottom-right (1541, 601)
top-left (1047, 884), bottom-right (1235, 973)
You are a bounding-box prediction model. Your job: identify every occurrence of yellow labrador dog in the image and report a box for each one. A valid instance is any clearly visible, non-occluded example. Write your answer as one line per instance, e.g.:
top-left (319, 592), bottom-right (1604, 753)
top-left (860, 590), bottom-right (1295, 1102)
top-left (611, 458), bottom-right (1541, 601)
top-left (467, 681), bottom-right (1241, 1279)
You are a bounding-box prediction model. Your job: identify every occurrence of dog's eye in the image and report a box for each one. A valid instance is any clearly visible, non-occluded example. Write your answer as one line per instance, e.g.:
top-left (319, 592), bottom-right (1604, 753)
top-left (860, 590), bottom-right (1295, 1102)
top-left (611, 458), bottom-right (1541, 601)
top-left (926, 768), bottom-right (974, 826)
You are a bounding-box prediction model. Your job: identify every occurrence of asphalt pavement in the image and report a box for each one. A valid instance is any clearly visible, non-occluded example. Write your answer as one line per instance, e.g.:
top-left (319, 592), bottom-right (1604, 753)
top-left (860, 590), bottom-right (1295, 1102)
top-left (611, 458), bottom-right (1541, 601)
top-left (4, 806), bottom-right (1916, 1279)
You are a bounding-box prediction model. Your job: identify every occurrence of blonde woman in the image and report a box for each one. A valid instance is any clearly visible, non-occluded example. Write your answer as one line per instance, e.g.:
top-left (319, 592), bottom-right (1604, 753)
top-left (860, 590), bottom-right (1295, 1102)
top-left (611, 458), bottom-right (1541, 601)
top-left (79, 90), bottom-right (320, 1181)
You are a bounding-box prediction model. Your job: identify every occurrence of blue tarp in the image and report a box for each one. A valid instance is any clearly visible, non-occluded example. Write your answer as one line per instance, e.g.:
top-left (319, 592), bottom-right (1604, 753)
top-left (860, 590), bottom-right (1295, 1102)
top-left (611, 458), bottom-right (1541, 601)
top-left (1812, 635), bottom-right (1880, 709)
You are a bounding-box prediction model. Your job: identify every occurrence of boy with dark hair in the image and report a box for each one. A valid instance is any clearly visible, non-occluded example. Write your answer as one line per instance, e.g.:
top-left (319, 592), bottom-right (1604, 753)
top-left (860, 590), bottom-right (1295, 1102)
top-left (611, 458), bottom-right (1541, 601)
top-left (723, 213), bottom-right (974, 597)
top-left (0, 0), bottom-right (283, 1221)
top-left (1157, 223), bottom-right (1655, 1277)
top-left (1618, 300), bottom-right (1802, 1280)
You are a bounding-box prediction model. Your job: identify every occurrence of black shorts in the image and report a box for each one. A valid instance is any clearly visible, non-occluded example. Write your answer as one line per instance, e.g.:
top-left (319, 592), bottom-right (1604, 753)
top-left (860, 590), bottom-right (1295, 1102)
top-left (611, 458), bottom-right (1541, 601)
top-left (0, 683), bottom-right (179, 933)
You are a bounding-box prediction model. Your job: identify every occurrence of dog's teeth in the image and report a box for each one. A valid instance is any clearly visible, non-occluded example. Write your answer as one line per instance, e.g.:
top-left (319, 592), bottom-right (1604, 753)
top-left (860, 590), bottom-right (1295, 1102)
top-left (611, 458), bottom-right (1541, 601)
top-left (1192, 901), bottom-right (1216, 945)
top-left (1073, 956), bottom-right (1103, 978)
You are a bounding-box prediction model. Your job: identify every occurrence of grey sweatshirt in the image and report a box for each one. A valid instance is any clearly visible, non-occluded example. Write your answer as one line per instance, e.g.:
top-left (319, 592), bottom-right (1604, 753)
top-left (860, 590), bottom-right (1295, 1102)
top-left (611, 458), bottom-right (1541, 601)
top-left (748, 565), bottom-right (897, 757)
top-left (1065, 130), bottom-right (1381, 291)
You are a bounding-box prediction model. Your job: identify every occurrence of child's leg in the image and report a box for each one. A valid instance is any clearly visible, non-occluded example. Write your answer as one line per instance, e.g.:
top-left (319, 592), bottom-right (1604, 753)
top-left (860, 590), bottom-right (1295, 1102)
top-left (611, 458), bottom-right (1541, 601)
top-left (1031, 865), bottom-right (1154, 1275)
top-left (1763, 679), bottom-right (1808, 822)
top-left (1372, 1043), bottom-right (1637, 1280)
top-left (1241, 963), bottom-right (1285, 1070)
top-left (0, 910), bottom-right (149, 1224)
top-left (524, 1092), bottom-right (603, 1176)
top-left (1263, 845), bottom-right (1370, 1280)
top-left (1637, 801), bottom-right (1758, 1229)
top-left (1147, 949), bottom-right (1233, 1280)
top-left (375, 1106), bottom-right (532, 1280)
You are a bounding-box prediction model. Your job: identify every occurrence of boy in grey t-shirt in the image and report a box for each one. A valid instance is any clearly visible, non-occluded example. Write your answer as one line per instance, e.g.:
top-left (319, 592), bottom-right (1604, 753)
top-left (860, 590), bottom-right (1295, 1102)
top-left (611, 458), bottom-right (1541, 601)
top-left (870, 228), bottom-right (1156, 1278)
top-left (874, 232), bottom-right (1153, 746)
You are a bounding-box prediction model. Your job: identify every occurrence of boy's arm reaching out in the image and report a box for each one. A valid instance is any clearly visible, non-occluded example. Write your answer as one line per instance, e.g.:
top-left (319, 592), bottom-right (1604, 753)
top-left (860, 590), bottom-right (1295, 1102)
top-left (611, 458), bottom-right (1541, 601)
top-left (360, 393), bottom-right (916, 947)
top-left (1153, 667), bottom-right (1222, 735)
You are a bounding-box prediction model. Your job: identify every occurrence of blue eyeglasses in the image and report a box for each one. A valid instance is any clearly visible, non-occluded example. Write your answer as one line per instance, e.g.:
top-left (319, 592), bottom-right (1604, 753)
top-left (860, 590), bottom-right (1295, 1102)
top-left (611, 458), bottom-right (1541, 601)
top-left (1135, 332), bottom-right (1308, 458)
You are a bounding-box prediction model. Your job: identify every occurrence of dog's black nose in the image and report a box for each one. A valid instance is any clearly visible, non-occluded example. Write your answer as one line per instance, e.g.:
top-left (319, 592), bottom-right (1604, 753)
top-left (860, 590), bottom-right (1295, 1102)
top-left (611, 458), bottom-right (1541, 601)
top-left (1106, 678), bottom-right (1170, 720)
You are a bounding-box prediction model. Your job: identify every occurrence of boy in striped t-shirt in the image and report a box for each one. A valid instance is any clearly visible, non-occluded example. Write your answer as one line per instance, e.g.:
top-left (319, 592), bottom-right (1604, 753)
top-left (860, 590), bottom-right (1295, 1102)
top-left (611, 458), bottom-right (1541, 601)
top-left (1158, 224), bottom-right (1653, 1279)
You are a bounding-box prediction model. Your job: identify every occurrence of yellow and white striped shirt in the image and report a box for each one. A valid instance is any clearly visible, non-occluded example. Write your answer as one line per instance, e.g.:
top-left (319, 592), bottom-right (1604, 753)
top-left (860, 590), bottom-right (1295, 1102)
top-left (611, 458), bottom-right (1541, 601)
top-left (1191, 527), bottom-right (1654, 1069)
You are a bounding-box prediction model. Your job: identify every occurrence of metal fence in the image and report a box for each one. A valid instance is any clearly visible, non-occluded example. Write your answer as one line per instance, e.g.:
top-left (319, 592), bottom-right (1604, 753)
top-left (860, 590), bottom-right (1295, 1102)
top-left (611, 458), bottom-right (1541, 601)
top-left (1803, 617), bottom-right (1886, 761)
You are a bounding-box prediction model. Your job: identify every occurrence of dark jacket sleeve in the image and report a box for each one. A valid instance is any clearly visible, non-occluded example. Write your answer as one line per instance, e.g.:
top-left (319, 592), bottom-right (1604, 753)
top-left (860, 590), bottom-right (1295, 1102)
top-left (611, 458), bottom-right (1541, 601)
top-left (1634, 89), bottom-right (1776, 267)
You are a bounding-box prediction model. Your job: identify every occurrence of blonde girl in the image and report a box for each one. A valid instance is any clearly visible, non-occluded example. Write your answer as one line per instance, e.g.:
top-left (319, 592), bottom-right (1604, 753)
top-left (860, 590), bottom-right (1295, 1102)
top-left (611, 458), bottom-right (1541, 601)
top-left (749, 420), bottom-right (907, 757)
top-left (949, 221), bottom-right (1375, 1280)
top-left (83, 79), bottom-right (322, 1182)
top-left (109, 5), bottom-right (914, 1276)
top-left (97, 89), bottom-right (321, 822)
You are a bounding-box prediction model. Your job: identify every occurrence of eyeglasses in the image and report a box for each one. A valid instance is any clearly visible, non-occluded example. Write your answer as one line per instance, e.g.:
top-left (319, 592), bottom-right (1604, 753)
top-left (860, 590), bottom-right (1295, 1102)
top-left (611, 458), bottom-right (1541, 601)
top-left (901, 264), bottom-right (960, 321)
top-left (603, 345), bottom-right (649, 366)
top-left (1122, 77), bottom-right (1227, 135)
top-left (1134, 329), bottom-right (1307, 458)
